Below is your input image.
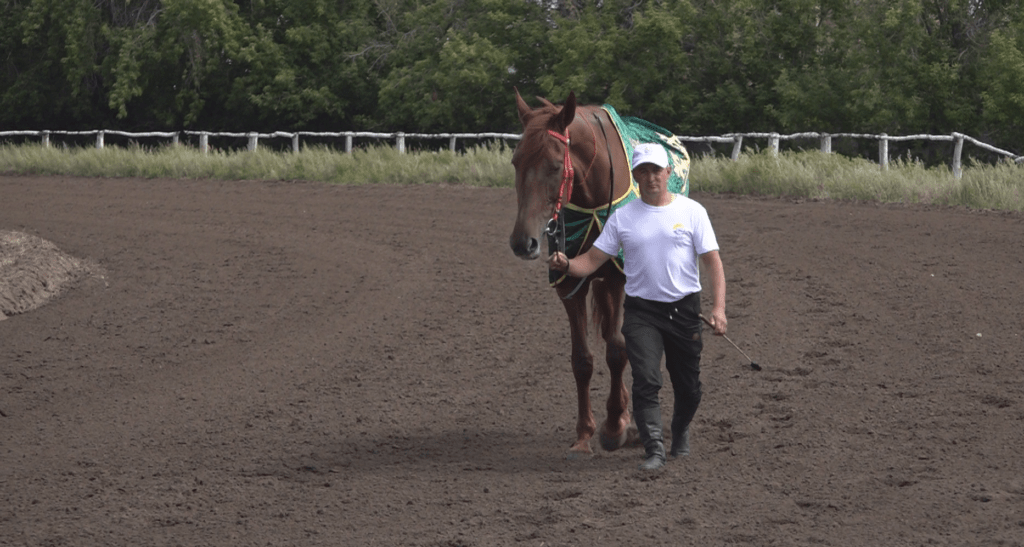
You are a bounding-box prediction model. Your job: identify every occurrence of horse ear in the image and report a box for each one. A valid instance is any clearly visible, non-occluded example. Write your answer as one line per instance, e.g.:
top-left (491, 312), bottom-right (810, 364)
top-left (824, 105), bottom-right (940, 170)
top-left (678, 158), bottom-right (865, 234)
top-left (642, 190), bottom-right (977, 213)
top-left (515, 87), bottom-right (533, 127)
top-left (554, 91), bottom-right (577, 131)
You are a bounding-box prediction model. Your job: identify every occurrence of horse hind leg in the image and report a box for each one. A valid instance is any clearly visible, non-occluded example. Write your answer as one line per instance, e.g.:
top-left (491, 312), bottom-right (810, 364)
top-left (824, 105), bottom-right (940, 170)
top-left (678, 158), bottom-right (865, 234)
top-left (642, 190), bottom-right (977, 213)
top-left (596, 328), bottom-right (632, 451)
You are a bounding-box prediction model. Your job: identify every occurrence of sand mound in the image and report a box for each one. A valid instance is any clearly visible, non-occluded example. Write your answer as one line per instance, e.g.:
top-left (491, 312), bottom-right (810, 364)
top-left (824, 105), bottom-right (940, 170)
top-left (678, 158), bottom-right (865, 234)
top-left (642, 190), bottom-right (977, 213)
top-left (0, 230), bottom-right (93, 319)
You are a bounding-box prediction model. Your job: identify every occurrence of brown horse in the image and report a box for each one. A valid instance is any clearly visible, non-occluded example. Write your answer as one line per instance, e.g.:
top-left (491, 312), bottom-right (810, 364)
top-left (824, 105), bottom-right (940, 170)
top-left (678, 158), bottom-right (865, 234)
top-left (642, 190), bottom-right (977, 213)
top-left (509, 89), bottom-right (637, 456)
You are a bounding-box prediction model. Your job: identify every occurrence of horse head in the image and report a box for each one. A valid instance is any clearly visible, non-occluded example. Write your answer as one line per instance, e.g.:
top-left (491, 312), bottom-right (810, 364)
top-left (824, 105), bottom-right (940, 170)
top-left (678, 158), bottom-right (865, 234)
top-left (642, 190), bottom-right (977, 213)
top-left (509, 88), bottom-right (579, 260)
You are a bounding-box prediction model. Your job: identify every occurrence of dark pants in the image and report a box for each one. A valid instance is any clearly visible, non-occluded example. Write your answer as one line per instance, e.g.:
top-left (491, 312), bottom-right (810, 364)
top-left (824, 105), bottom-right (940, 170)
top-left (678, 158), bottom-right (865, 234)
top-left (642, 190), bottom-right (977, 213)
top-left (622, 293), bottom-right (704, 452)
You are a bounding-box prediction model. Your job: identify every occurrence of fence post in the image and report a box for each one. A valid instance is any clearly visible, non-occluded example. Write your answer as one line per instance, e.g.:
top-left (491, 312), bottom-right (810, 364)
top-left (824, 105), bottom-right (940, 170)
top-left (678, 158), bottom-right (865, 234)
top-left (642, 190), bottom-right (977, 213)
top-left (449, 136), bottom-right (457, 152)
top-left (96, 130), bottom-right (105, 149)
top-left (292, 133), bottom-right (300, 153)
top-left (769, 133), bottom-right (779, 157)
top-left (345, 134), bottom-right (353, 154)
top-left (731, 136), bottom-right (743, 161)
top-left (396, 132), bottom-right (406, 154)
top-left (247, 132), bottom-right (258, 152)
top-left (171, 132), bottom-right (179, 146)
top-left (820, 134), bottom-right (831, 154)
top-left (952, 133), bottom-right (964, 179)
top-left (199, 132), bottom-right (209, 154)
top-left (878, 133), bottom-right (889, 170)
top-left (42, 131), bottom-right (50, 148)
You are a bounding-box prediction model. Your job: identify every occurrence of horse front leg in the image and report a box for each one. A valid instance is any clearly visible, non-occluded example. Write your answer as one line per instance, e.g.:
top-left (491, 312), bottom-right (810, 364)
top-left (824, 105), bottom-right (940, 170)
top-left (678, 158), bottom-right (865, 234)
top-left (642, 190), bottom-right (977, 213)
top-left (592, 273), bottom-right (638, 451)
top-left (558, 283), bottom-right (596, 456)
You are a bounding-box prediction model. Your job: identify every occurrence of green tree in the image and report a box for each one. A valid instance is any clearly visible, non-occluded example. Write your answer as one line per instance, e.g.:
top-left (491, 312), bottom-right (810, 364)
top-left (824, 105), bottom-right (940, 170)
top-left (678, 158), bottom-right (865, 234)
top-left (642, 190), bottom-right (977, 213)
top-left (537, 2), bottom-right (624, 107)
top-left (1, 0), bottom-right (1021, 149)
top-left (375, 0), bottom-right (549, 132)
top-left (104, 0), bottom-right (254, 128)
top-left (611, 0), bottom-right (698, 126)
top-left (1, 0), bottom-right (111, 128)
top-left (226, 0), bottom-right (380, 130)
top-left (775, 0), bottom-right (1020, 140)
top-left (979, 19), bottom-right (1024, 148)
top-left (534, 0), bottom-right (701, 130)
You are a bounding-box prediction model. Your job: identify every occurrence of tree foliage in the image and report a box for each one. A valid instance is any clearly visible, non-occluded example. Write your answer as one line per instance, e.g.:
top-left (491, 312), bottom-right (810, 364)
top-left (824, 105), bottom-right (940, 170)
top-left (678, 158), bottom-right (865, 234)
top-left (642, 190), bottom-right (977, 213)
top-left (0, 0), bottom-right (1021, 150)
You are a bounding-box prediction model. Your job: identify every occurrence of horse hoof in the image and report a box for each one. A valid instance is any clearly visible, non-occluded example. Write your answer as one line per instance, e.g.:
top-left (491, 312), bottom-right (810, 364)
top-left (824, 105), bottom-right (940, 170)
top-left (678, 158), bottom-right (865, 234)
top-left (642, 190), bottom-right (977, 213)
top-left (598, 426), bottom-right (628, 452)
top-left (566, 441), bottom-right (593, 460)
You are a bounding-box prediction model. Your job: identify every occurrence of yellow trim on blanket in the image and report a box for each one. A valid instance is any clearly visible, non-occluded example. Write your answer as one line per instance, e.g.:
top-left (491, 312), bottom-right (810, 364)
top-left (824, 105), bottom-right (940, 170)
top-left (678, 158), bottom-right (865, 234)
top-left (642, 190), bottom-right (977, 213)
top-left (549, 186), bottom-right (634, 287)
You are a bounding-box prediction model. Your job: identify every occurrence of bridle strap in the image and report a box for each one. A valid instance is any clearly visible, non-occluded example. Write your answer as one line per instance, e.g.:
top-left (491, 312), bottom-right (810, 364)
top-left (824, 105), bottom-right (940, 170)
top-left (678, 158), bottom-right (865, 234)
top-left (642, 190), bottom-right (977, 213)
top-left (545, 117), bottom-right (602, 300)
top-left (546, 120), bottom-right (599, 219)
top-left (546, 128), bottom-right (574, 221)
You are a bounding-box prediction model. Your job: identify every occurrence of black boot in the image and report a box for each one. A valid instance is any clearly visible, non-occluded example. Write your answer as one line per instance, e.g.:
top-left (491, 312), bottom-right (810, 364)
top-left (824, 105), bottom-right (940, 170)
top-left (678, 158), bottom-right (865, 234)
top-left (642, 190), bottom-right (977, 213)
top-left (635, 407), bottom-right (666, 471)
top-left (640, 446), bottom-right (666, 470)
top-left (670, 383), bottom-right (701, 458)
top-left (670, 423), bottom-right (690, 458)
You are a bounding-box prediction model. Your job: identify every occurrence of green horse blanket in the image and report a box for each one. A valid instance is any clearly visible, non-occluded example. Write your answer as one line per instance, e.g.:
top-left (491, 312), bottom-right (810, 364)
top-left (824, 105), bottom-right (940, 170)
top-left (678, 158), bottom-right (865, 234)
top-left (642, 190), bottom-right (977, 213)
top-left (549, 105), bottom-right (691, 286)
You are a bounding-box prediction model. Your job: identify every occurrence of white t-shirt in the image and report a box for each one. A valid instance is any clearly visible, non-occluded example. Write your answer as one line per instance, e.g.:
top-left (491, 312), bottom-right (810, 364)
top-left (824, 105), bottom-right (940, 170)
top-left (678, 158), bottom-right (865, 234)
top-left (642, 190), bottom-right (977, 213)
top-left (593, 194), bottom-right (719, 302)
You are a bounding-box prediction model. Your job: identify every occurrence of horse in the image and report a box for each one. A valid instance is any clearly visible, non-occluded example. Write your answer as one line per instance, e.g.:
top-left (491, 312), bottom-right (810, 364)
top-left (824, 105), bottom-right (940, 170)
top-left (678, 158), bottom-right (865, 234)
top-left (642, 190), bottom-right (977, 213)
top-left (508, 89), bottom-right (637, 456)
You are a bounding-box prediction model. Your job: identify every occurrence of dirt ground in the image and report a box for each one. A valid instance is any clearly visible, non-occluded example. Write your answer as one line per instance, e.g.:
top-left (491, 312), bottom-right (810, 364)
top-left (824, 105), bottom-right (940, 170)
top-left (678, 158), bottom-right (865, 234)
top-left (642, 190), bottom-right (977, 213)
top-left (2, 174), bottom-right (1023, 546)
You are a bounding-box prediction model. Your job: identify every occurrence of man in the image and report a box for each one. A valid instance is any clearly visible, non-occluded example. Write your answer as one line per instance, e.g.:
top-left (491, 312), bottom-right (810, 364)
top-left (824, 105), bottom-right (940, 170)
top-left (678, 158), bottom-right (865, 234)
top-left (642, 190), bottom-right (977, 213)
top-left (548, 142), bottom-right (727, 471)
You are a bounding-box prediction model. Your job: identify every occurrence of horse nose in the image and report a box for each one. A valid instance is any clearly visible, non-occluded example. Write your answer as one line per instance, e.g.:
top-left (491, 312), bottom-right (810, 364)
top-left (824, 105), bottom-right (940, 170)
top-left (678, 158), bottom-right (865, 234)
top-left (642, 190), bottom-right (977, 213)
top-left (510, 235), bottom-right (541, 259)
top-left (525, 237), bottom-right (540, 257)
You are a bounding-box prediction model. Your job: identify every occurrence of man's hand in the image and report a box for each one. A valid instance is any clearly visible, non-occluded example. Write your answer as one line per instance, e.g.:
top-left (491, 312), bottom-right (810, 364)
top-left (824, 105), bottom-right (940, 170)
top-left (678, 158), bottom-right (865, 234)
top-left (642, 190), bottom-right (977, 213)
top-left (546, 251), bottom-right (569, 273)
top-left (706, 309), bottom-right (727, 336)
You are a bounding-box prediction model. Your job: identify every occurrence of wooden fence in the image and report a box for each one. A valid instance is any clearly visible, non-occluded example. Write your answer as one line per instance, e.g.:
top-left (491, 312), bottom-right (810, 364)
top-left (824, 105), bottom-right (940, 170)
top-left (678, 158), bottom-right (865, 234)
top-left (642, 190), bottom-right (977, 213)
top-left (2, 128), bottom-right (1021, 179)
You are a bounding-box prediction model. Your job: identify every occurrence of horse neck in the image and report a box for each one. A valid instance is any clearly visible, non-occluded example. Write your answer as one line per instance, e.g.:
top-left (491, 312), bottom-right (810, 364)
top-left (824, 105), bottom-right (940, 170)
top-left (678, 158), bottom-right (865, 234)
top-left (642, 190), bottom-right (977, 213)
top-left (569, 107), bottom-right (626, 211)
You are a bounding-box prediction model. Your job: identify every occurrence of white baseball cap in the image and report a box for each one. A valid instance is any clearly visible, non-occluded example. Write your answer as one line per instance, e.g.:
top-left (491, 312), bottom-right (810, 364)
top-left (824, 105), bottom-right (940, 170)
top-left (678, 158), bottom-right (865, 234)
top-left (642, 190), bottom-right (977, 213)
top-left (631, 143), bottom-right (670, 170)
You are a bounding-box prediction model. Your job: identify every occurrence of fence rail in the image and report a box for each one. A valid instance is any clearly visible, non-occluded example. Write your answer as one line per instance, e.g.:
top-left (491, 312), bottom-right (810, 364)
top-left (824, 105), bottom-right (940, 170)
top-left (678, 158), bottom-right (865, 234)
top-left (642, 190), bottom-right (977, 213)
top-left (2, 128), bottom-right (1021, 178)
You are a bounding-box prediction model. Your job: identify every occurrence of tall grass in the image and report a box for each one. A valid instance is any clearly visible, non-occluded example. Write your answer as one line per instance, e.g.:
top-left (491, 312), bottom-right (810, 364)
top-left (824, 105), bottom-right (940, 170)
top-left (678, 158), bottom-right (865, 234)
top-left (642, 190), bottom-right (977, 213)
top-left (2, 142), bottom-right (1022, 211)
top-left (693, 150), bottom-right (1024, 211)
top-left (0, 142), bottom-right (517, 187)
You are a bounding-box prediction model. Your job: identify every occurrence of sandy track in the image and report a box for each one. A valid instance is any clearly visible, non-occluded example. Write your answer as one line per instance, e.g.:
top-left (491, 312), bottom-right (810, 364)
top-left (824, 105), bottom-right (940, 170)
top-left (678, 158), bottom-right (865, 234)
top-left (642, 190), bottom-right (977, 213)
top-left (2, 175), bottom-right (1023, 546)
